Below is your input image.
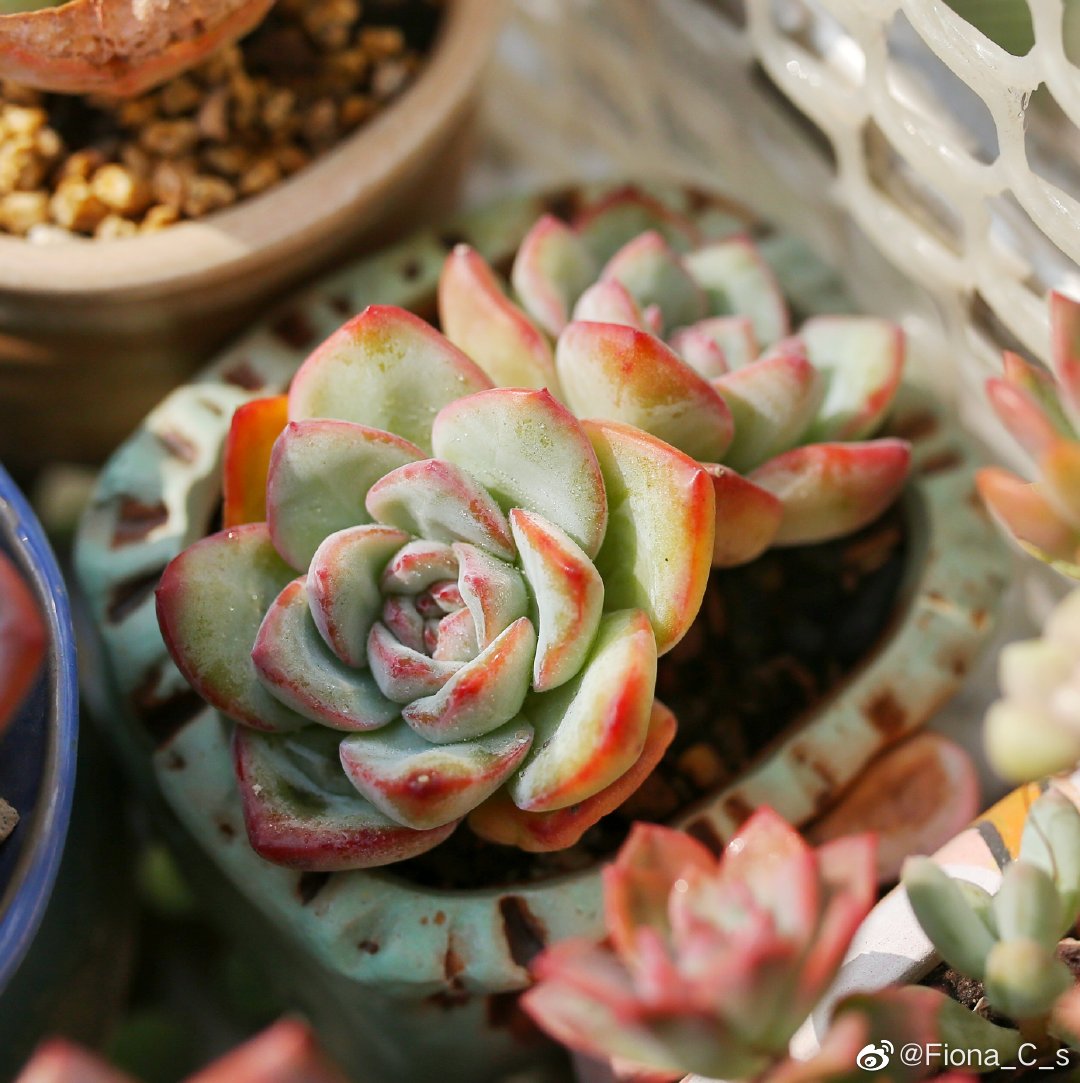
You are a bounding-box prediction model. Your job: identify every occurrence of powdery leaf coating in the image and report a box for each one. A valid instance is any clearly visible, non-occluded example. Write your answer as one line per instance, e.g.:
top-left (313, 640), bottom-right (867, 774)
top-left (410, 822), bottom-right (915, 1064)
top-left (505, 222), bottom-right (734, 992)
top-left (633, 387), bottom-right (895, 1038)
top-left (267, 420), bottom-right (422, 571)
top-left (510, 508), bottom-right (604, 693)
top-left (453, 542), bottom-right (528, 649)
top-left (367, 622), bottom-right (462, 704)
top-left (508, 608), bottom-right (656, 813)
top-left (381, 540), bottom-right (458, 595)
top-left (339, 718), bottom-right (534, 830)
top-left (600, 231), bottom-right (707, 333)
top-left (573, 187), bottom-right (702, 263)
top-left (400, 616), bottom-right (536, 743)
top-left (712, 344), bottom-right (823, 472)
top-left (365, 458), bottom-right (516, 562)
top-left (467, 700), bottom-right (676, 851)
top-left (222, 394), bottom-right (288, 529)
top-left (306, 524), bottom-right (411, 668)
top-left (156, 523), bottom-right (308, 732)
top-left (234, 726), bottom-right (456, 870)
top-left (432, 386), bottom-right (609, 558)
top-left (252, 578), bottom-right (398, 732)
top-left (671, 315), bottom-right (758, 372)
top-left (703, 465), bottom-right (784, 567)
top-left (798, 318), bottom-right (905, 442)
top-left (571, 278), bottom-right (647, 329)
top-left (438, 245), bottom-right (559, 391)
top-left (288, 305), bottom-right (492, 454)
top-left (556, 321), bottom-right (734, 463)
top-left (750, 439), bottom-right (911, 546)
top-left (511, 214), bottom-right (598, 337)
top-left (684, 237), bottom-right (790, 347)
top-left (585, 419), bottom-right (715, 654)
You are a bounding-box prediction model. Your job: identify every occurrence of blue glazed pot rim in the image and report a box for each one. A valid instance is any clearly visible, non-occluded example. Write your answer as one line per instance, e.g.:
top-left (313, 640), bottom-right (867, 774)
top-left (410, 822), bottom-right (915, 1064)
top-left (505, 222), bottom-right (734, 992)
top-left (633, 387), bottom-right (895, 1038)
top-left (0, 464), bottom-right (79, 992)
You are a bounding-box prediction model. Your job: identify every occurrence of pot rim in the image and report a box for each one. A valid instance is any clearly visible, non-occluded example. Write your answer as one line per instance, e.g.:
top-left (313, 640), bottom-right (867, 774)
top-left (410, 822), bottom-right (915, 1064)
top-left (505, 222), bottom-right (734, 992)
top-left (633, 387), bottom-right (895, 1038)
top-left (74, 182), bottom-right (1009, 997)
top-left (0, 464), bottom-right (79, 993)
top-left (0, 0), bottom-right (501, 298)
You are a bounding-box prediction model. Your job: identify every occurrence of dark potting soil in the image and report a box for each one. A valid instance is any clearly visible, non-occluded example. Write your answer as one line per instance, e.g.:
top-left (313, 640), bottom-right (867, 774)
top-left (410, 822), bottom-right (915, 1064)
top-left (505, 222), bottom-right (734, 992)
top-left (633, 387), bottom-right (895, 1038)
top-left (919, 944), bottom-right (1080, 1078)
top-left (391, 500), bottom-right (909, 890)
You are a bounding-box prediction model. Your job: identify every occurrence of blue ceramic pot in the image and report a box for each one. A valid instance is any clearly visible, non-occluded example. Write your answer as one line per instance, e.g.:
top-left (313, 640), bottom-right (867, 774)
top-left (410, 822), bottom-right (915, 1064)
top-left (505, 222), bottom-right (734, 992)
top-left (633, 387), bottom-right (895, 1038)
top-left (0, 463), bottom-right (78, 992)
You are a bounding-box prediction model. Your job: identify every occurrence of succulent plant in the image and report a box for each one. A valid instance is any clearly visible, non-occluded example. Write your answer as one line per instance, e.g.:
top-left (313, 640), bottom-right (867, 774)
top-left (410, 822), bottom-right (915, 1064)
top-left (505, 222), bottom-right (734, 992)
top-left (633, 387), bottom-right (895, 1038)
top-left (0, 0), bottom-right (273, 96)
top-left (439, 187), bottom-right (912, 565)
top-left (157, 305), bottom-right (718, 868)
top-left (16, 1019), bottom-right (348, 1083)
top-left (983, 589), bottom-right (1080, 781)
top-left (904, 789), bottom-right (1080, 1028)
top-left (978, 291), bottom-right (1080, 579)
top-left (520, 808), bottom-right (878, 1079)
top-left (523, 808), bottom-right (1023, 1082)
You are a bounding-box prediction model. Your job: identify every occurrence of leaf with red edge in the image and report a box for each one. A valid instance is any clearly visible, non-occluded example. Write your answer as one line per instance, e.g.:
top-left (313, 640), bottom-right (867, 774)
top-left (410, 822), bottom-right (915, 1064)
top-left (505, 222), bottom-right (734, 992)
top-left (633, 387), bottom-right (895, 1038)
top-left (987, 377), bottom-right (1065, 460)
top-left (667, 326), bottom-right (728, 379)
top-left (511, 214), bottom-right (598, 337)
top-left (1039, 439), bottom-right (1080, 531)
top-left (432, 387), bottom-right (609, 559)
top-left (798, 317), bottom-right (905, 442)
top-left (453, 542), bottom-right (528, 649)
top-left (252, 579), bottom-right (398, 732)
top-left (510, 508), bottom-right (604, 693)
top-left (288, 305), bottom-right (491, 454)
top-left (585, 420), bottom-right (715, 654)
top-left (572, 279), bottom-right (648, 329)
top-left (365, 458), bottom-right (516, 561)
top-left (603, 819), bottom-right (715, 962)
top-left (703, 465), bottom-right (783, 567)
top-left (339, 718), bottom-right (533, 830)
top-left (222, 395), bottom-right (288, 529)
top-left (557, 321), bottom-right (734, 462)
top-left (156, 524), bottom-right (308, 732)
top-left (712, 345), bottom-right (823, 472)
top-left (306, 524), bottom-right (410, 668)
top-left (0, 550), bottom-right (45, 738)
top-left (1001, 350), bottom-right (1078, 439)
top-left (234, 725), bottom-right (456, 870)
top-left (438, 245), bottom-right (559, 390)
top-left (600, 232), bottom-right (707, 333)
top-left (1051, 291), bottom-right (1080, 424)
top-left (266, 419), bottom-right (422, 571)
top-left (0, 0), bottom-right (274, 97)
top-left (508, 608), bottom-right (656, 813)
top-left (367, 622), bottom-right (461, 704)
top-left (401, 616), bottom-right (536, 743)
top-left (381, 540), bottom-right (458, 594)
top-left (750, 440), bottom-right (911, 546)
top-left (685, 238), bottom-right (789, 347)
top-left (671, 315), bottom-right (758, 372)
top-left (187, 1019), bottom-right (350, 1083)
top-left (468, 699), bottom-right (676, 852)
top-left (976, 466), bottom-right (1080, 570)
top-left (12, 1039), bottom-right (132, 1083)
top-left (573, 187), bottom-right (702, 262)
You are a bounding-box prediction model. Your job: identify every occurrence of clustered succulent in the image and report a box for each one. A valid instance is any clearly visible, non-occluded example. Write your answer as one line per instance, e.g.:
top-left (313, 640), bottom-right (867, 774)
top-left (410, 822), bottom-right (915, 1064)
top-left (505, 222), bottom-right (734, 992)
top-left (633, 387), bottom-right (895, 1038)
top-left (523, 809), bottom-right (1021, 1083)
top-left (978, 291), bottom-right (1080, 579)
top-left (904, 790), bottom-right (1080, 1038)
top-left (156, 189), bottom-right (912, 870)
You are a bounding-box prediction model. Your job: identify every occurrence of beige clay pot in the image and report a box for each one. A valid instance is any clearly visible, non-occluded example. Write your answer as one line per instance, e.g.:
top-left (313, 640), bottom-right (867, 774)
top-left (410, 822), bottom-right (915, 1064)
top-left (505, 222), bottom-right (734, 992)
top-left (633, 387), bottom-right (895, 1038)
top-left (0, 0), bottom-right (501, 475)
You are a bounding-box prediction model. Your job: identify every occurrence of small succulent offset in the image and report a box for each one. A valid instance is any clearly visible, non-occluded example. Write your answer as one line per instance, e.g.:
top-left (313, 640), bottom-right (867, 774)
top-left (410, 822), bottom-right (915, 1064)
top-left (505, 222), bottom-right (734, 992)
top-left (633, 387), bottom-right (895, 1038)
top-left (156, 189), bottom-right (913, 871)
top-left (440, 188), bottom-right (912, 565)
top-left (904, 790), bottom-right (1080, 1035)
top-left (978, 291), bottom-right (1080, 579)
top-left (984, 590), bottom-right (1080, 782)
top-left (523, 809), bottom-right (1020, 1082)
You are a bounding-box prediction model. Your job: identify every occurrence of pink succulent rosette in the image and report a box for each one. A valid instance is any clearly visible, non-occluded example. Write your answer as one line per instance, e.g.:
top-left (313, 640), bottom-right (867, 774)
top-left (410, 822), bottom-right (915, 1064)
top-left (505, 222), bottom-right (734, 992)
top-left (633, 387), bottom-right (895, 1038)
top-left (522, 809), bottom-right (877, 1081)
top-left (979, 291), bottom-right (1080, 578)
top-left (440, 188), bottom-right (912, 565)
top-left (156, 305), bottom-right (716, 870)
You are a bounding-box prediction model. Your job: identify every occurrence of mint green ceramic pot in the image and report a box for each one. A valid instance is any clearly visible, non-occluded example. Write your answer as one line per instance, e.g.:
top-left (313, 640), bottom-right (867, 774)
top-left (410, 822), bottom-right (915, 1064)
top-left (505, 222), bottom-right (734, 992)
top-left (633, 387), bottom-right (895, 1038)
top-left (74, 185), bottom-right (1009, 1082)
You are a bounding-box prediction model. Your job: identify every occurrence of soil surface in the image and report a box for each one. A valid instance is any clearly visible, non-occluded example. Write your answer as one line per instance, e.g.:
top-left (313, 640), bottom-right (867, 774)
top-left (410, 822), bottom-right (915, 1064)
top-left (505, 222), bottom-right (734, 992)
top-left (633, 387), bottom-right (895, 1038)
top-left (392, 501), bottom-right (908, 889)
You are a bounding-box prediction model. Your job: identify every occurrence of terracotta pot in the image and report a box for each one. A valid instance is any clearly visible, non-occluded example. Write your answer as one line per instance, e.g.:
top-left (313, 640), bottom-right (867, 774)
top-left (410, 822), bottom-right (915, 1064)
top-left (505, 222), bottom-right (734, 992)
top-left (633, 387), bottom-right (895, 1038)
top-left (0, 0), bottom-right (501, 477)
top-left (74, 184), bottom-right (1009, 1083)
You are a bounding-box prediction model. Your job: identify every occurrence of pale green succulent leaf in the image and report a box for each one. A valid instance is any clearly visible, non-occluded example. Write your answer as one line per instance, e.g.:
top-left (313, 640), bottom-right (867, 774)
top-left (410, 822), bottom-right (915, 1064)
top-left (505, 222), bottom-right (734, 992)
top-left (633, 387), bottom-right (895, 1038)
top-left (1020, 790), bottom-right (1080, 932)
top-left (991, 861), bottom-right (1063, 951)
top-left (984, 939), bottom-right (1073, 1022)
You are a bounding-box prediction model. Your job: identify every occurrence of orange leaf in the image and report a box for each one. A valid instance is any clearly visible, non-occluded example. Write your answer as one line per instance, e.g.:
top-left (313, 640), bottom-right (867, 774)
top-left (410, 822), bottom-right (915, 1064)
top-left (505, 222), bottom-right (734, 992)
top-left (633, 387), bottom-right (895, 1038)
top-left (222, 395), bottom-right (288, 528)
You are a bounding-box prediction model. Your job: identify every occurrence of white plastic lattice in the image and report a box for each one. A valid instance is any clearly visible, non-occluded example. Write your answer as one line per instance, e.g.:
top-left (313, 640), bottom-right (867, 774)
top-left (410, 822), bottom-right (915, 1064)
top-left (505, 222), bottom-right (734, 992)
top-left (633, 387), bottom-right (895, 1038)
top-left (480, 0), bottom-right (1080, 476)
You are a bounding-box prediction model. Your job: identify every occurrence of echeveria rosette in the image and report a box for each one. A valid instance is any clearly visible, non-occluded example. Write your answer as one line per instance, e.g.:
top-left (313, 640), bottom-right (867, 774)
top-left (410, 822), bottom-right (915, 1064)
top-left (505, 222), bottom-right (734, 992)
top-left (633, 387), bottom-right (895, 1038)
top-left (438, 188), bottom-right (912, 566)
top-left (156, 305), bottom-right (716, 870)
top-left (978, 291), bottom-right (1080, 579)
top-left (521, 809), bottom-right (877, 1080)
